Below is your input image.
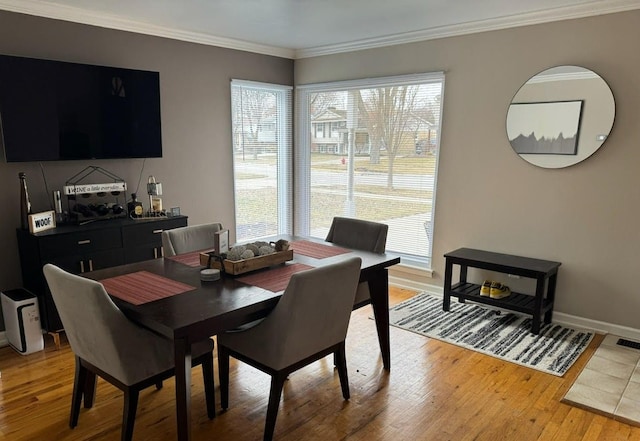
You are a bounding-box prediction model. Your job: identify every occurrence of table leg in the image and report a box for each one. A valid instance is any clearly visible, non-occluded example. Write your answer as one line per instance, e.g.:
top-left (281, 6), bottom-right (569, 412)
top-left (175, 337), bottom-right (192, 441)
top-left (368, 269), bottom-right (391, 371)
top-left (443, 259), bottom-right (453, 311)
top-left (458, 265), bottom-right (468, 304)
top-left (545, 273), bottom-right (558, 324)
top-left (532, 277), bottom-right (545, 335)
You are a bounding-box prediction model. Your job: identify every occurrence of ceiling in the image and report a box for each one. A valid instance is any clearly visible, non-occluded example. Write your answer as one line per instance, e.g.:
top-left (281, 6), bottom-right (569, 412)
top-left (1, 0), bottom-right (639, 58)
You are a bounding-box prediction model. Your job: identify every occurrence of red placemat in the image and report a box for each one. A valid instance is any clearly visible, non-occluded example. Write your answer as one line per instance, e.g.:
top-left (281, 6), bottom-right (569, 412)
top-left (236, 263), bottom-right (314, 293)
top-left (166, 250), bottom-right (205, 267)
top-left (100, 271), bottom-right (196, 305)
top-left (289, 240), bottom-right (350, 259)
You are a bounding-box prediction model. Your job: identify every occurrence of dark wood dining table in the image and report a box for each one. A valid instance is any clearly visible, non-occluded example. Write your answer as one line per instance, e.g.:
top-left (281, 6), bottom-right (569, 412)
top-left (85, 235), bottom-right (400, 441)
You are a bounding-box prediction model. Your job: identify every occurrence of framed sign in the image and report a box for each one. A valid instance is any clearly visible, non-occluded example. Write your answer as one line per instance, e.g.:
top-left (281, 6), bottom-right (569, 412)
top-left (214, 229), bottom-right (229, 255)
top-left (28, 210), bottom-right (56, 233)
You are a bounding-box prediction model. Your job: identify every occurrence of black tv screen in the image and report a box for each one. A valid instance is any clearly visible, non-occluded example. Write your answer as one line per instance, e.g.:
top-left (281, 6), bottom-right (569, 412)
top-left (0, 54), bottom-right (162, 162)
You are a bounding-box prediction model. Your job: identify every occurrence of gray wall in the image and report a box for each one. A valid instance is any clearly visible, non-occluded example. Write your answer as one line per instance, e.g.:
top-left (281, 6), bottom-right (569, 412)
top-left (2, 8), bottom-right (640, 333)
top-left (295, 10), bottom-right (640, 329)
top-left (0, 11), bottom-right (293, 329)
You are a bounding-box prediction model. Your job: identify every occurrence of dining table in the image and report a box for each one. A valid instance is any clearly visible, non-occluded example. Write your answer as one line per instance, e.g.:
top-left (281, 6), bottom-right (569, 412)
top-left (85, 235), bottom-right (400, 441)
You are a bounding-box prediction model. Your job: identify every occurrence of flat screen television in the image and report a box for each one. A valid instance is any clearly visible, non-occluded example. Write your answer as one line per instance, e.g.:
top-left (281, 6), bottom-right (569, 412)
top-left (0, 54), bottom-right (162, 162)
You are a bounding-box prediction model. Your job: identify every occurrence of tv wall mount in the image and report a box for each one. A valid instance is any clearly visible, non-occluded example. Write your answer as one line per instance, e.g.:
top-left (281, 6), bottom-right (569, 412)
top-left (64, 166), bottom-right (127, 224)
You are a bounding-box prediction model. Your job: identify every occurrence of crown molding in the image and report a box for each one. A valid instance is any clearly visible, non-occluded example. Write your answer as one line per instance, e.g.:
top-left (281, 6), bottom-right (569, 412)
top-left (295, 0), bottom-right (640, 58)
top-left (528, 70), bottom-right (599, 83)
top-left (1, 0), bottom-right (640, 60)
top-left (0, 0), bottom-right (296, 59)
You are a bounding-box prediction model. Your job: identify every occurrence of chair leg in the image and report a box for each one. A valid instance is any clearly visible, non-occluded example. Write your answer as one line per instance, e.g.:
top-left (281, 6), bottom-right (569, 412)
top-left (335, 343), bottom-right (350, 400)
top-left (83, 370), bottom-right (97, 408)
top-left (70, 356), bottom-right (87, 428)
top-left (263, 373), bottom-right (286, 441)
top-left (155, 380), bottom-right (163, 390)
top-left (219, 345), bottom-right (230, 410)
top-left (202, 353), bottom-right (216, 419)
top-left (122, 388), bottom-right (139, 441)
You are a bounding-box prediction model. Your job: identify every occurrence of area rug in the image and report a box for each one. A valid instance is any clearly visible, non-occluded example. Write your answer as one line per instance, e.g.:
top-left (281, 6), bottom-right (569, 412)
top-left (389, 292), bottom-right (594, 376)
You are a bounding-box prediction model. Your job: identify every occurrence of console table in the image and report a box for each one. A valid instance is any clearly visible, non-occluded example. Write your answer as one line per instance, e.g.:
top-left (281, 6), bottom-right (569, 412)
top-left (442, 248), bottom-right (561, 334)
top-left (16, 215), bottom-right (188, 338)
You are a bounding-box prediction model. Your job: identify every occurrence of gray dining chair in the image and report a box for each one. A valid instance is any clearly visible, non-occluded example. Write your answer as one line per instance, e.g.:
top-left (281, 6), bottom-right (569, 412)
top-left (217, 256), bottom-right (362, 441)
top-left (325, 216), bottom-right (389, 307)
top-left (42, 264), bottom-right (216, 441)
top-left (161, 222), bottom-right (223, 256)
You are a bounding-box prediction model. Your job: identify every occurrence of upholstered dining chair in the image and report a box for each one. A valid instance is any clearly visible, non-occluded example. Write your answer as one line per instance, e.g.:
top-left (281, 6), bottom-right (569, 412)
top-left (161, 222), bottom-right (223, 257)
top-left (42, 264), bottom-right (216, 441)
top-left (325, 216), bottom-right (389, 307)
top-left (217, 257), bottom-right (362, 441)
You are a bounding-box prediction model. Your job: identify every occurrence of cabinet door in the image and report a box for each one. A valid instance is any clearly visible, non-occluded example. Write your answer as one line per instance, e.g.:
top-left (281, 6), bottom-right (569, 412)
top-left (122, 217), bottom-right (187, 263)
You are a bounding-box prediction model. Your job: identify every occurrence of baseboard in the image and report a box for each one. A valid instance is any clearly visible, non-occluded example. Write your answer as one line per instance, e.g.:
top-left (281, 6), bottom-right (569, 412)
top-left (388, 278), bottom-right (640, 343)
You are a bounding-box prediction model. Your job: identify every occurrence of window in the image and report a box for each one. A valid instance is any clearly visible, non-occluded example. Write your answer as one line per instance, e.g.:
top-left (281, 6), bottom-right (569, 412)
top-left (296, 73), bottom-right (444, 266)
top-left (231, 80), bottom-right (292, 242)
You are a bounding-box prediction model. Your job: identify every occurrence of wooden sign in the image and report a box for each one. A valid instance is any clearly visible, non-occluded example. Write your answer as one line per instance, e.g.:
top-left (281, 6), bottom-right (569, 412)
top-left (28, 210), bottom-right (56, 233)
top-left (214, 229), bottom-right (229, 255)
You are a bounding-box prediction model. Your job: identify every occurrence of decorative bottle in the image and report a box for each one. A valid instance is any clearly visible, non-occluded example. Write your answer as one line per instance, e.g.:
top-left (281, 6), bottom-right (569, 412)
top-left (19, 172), bottom-right (32, 230)
top-left (127, 193), bottom-right (143, 218)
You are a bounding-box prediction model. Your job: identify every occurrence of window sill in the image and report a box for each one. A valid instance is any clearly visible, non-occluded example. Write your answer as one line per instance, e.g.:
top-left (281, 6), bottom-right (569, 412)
top-left (388, 262), bottom-right (434, 292)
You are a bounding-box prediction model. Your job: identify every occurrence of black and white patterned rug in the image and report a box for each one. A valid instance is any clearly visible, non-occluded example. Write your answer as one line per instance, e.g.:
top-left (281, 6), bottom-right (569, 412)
top-left (389, 292), bottom-right (594, 376)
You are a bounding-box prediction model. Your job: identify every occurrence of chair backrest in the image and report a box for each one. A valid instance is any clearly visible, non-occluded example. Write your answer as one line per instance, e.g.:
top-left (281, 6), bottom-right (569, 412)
top-left (325, 217), bottom-right (388, 254)
top-left (248, 257), bottom-right (362, 370)
top-left (42, 264), bottom-right (173, 385)
top-left (161, 222), bottom-right (223, 256)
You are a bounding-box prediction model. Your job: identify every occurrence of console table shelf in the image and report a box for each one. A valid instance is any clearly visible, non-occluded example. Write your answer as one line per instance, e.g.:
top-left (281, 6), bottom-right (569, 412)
top-left (443, 248), bottom-right (561, 334)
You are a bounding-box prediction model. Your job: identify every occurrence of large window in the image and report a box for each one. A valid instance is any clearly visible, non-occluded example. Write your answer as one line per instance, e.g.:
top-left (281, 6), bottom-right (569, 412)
top-left (231, 80), bottom-right (292, 242)
top-left (296, 73), bottom-right (444, 266)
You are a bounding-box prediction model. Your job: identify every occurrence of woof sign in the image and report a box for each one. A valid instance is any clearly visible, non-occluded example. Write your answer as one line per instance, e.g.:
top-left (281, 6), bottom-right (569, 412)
top-left (28, 210), bottom-right (56, 233)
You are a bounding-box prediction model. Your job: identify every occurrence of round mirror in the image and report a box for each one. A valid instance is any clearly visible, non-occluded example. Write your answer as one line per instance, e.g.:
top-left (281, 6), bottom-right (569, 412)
top-left (506, 65), bottom-right (615, 168)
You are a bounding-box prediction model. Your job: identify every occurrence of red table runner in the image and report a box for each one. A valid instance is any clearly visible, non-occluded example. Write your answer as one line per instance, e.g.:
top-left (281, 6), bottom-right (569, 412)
top-left (100, 271), bottom-right (196, 305)
top-left (289, 240), bottom-right (350, 259)
top-left (236, 263), bottom-right (314, 293)
top-left (166, 250), bottom-right (207, 267)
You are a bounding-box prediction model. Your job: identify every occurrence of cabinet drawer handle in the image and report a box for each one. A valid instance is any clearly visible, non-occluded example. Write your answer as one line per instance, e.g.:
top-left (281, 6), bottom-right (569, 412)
top-left (80, 261), bottom-right (85, 273)
top-left (152, 229), bottom-right (163, 234)
top-left (89, 259), bottom-right (94, 272)
top-left (78, 239), bottom-right (91, 245)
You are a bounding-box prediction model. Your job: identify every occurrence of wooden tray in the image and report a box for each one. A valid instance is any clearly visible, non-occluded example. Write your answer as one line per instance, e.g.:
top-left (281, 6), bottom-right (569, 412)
top-left (199, 249), bottom-right (293, 275)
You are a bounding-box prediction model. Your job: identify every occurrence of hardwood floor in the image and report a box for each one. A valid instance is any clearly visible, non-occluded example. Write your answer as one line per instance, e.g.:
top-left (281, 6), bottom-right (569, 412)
top-left (1, 287), bottom-right (638, 440)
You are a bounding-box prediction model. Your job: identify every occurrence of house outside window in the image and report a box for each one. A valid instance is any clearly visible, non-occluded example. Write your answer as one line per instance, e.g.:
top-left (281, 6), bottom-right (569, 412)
top-left (231, 80), bottom-right (292, 242)
top-left (296, 73), bottom-right (444, 266)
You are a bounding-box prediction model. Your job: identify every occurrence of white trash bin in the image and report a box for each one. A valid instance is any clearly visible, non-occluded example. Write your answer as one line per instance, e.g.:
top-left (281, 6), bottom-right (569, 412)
top-left (1, 289), bottom-right (44, 355)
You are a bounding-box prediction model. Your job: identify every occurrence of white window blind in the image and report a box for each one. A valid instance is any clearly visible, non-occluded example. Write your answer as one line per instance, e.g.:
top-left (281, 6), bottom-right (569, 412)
top-left (296, 73), bottom-right (444, 266)
top-left (231, 80), bottom-right (293, 242)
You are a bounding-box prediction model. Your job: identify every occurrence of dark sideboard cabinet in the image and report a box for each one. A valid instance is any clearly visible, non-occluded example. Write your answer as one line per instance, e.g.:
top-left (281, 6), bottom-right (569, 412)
top-left (16, 215), bottom-right (187, 333)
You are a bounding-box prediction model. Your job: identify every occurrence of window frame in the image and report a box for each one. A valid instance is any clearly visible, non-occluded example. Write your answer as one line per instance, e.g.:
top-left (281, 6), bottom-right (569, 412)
top-left (230, 79), bottom-right (293, 242)
top-left (295, 72), bottom-right (445, 267)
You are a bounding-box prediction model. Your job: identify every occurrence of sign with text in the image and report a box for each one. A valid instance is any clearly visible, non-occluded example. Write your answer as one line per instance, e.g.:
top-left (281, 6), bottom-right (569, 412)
top-left (63, 182), bottom-right (127, 196)
top-left (28, 210), bottom-right (56, 233)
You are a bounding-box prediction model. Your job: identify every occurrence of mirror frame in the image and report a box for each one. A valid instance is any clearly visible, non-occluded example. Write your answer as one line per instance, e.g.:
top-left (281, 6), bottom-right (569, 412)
top-left (506, 65), bottom-right (615, 169)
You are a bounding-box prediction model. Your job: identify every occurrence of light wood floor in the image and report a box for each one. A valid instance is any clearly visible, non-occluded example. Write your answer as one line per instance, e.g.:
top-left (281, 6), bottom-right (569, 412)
top-left (1, 287), bottom-right (639, 441)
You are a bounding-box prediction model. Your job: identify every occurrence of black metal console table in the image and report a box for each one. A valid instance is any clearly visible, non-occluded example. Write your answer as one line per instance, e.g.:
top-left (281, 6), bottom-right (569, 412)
top-left (443, 248), bottom-right (561, 334)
